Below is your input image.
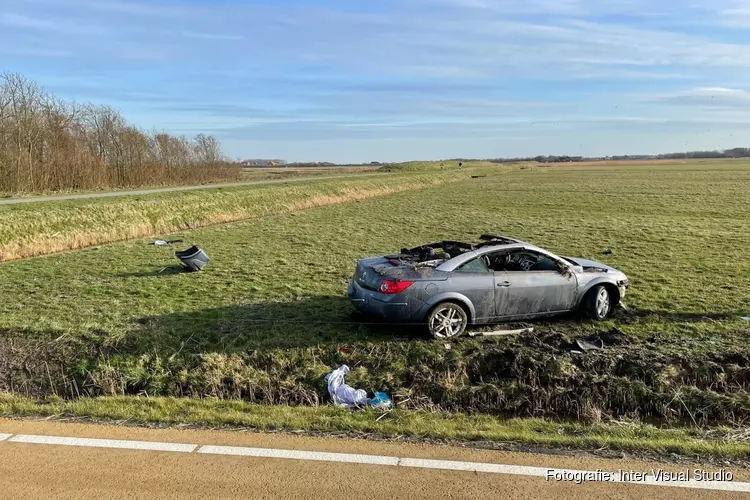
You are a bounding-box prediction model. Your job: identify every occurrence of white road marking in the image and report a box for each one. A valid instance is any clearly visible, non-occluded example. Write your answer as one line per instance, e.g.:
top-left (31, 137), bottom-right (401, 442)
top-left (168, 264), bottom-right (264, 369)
top-left (8, 434), bottom-right (197, 453)
top-left (399, 458), bottom-right (750, 492)
top-left (198, 445), bottom-right (399, 466)
top-left (399, 457), bottom-right (551, 476)
top-left (2, 431), bottom-right (749, 492)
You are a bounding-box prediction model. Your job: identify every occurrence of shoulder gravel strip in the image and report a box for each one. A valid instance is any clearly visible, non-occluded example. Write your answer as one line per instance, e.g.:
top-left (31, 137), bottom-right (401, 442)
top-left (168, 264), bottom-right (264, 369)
top-left (3, 432), bottom-right (749, 492)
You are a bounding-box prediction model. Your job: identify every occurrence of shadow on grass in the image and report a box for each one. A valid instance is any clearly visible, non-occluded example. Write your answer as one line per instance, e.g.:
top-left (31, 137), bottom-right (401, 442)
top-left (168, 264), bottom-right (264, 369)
top-left (129, 301), bottom-right (671, 354)
top-left (126, 296), bottom-right (746, 355)
top-left (131, 295), bottom-right (423, 352)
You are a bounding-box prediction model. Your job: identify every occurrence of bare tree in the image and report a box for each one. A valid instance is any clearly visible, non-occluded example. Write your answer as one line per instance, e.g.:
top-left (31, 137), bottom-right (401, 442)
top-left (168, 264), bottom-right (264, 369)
top-left (1, 73), bottom-right (47, 192)
top-left (0, 73), bottom-right (238, 194)
top-left (193, 133), bottom-right (223, 164)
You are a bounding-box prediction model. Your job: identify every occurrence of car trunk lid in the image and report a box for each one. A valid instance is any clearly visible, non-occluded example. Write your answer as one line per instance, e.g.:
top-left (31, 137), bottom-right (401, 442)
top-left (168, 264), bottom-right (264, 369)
top-left (354, 257), bottom-right (447, 291)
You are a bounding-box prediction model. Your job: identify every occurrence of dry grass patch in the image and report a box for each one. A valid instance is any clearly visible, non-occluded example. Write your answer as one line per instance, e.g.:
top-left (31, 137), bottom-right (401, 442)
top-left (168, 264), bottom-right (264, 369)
top-left (0, 170), bottom-right (496, 262)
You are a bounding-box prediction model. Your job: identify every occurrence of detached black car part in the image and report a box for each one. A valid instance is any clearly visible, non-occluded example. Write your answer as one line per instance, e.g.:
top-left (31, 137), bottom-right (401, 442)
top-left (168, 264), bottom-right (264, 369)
top-left (175, 246), bottom-right (210, 271)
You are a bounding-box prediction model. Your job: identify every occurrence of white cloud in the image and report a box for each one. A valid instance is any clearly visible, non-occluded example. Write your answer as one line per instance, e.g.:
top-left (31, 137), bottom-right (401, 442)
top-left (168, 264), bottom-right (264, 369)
top-left (0, 12), bottom-right (103, 35)
top-left (717, 0), bottom-right (750, 25)
top-left (82, 0), bottom-right (179, 17)
top-left (181, 31), bottom-right (244, 42)
top-left (665, 86), bottom-right (750, 98)
top-left (429, 0), bottom-right (705, 18)
top-left (644, 87), bottom-right (750, 108)
top-left (697, 87), bottom-right (745, 93)
top-left (393, 65), bottom-right (490, 78)
top-left (0, 46), bottom-right (72, 57)
top-left (573, 69), bottom-right (696, 80)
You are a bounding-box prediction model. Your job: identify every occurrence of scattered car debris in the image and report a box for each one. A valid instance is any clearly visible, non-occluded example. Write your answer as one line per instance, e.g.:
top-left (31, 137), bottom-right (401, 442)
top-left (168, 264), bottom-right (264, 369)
top-left (326, 365), bottom-right (368, 408)
top-left (468, 327), bottom-right (534, 337)
top-left (471, 175), bottom-right (487, 179)
top-left (444, 343), bottom-right (452, 350)
top-left (369, 391), bottom-right (394, 410)
top-left (574, 337), bottom-right (604, 351)
top-left (152, 239), bottom-right (184, 246)
top-left (742, 317), bottom-right (750, 322)
top-left (602, 248), bottom-right (613, 255)
top-left (175, 245), bottom-right (210, 271)
top-left (325, 365), bottom-right (393, 410)
top-left (347, 233), bottom-right (630, 339)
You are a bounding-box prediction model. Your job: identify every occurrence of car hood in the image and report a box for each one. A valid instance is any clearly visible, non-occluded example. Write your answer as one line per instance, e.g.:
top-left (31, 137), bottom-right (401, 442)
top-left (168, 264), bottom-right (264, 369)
top-left (562, 256), bottom-right (620, 273)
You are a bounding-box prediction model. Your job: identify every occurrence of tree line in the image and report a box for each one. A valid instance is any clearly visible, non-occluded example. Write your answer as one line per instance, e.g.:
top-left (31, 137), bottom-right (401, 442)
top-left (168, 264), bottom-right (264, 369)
top-left (0, 73), bottom-right (240, 194)
top-left (489, 148), bottom-right (750, 164)
top-left (655, 148), bottom-right (750, 159)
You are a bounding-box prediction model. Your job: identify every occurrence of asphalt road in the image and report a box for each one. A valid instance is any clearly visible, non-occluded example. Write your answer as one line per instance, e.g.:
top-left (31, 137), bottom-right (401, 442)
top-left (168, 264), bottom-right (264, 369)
top-left (0, 172), bottom-right (389, 205)
top-left (0, 418), bottom-right (746, 499)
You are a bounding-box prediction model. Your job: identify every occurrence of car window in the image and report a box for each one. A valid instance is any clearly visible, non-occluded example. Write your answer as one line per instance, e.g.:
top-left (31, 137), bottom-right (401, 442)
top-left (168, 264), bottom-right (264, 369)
top-left (504, 250), bottom-right (560, 272)
top-left (455, 257), bottom-right (490, 273)
top-left (484, 251), bottom-right (510, 272)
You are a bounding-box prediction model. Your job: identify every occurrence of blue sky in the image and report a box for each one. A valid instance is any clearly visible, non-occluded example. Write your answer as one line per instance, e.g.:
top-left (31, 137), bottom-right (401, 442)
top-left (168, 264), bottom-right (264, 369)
top-left (2, 0), bottom-right (750, 162)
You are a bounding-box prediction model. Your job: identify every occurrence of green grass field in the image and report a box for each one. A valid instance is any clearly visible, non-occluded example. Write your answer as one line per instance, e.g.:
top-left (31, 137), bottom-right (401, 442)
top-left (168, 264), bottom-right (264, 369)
top-left (1, 160), bottom-right (749, 457)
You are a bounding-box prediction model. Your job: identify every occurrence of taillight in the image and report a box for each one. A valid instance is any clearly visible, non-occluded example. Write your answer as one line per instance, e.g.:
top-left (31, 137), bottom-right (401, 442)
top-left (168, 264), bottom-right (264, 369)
top-left (377, 280), bottom-right (414, 294)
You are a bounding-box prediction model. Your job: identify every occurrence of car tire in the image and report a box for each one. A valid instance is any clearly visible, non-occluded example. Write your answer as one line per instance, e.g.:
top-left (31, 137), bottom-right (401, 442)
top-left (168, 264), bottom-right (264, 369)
top-left (582, 285), bottom-right (612, 320)
top-left (426, 302), bottom-right (468, 339)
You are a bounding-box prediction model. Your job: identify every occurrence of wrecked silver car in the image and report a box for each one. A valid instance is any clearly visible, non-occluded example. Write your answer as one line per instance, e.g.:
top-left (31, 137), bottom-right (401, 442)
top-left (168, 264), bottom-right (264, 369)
top-left (347, 235), bottom-right (629, 339)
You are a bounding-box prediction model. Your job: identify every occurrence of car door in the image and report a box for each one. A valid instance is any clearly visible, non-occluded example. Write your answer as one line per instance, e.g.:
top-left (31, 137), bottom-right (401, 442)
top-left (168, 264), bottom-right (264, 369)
top-left (445, 255), bottom-right (496, 323)
top-left (493, 250), bottom-right (578, 319)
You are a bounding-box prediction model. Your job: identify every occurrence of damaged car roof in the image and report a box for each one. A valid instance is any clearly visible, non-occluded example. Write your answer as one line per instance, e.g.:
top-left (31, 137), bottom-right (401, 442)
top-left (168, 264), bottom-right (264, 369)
top-left (385, 235), bottom-right (532, 268)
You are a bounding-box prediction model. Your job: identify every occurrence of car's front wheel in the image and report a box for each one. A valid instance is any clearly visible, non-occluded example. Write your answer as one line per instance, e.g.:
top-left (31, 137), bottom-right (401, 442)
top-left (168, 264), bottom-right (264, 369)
top-left (426, 302), bottom-right (468, 339)
top-left (582, 285), bottom-right (613, 320)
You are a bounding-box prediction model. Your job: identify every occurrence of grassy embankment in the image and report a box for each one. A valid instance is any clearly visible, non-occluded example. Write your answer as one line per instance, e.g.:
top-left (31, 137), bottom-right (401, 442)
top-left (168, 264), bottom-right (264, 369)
top-left (0, 166), bottom-right (495, 262)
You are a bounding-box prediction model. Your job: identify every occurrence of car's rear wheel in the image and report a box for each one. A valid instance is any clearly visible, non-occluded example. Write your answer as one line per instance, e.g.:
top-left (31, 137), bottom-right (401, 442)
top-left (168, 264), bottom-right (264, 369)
top-left (582, 285), bottom-right (612, 320)
top-left (426, 302), bottom-right (468, 339)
